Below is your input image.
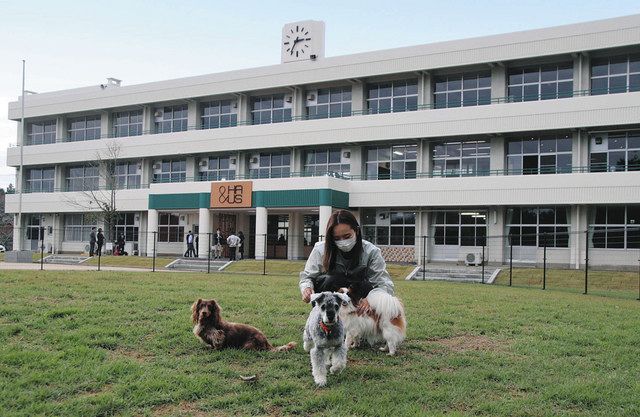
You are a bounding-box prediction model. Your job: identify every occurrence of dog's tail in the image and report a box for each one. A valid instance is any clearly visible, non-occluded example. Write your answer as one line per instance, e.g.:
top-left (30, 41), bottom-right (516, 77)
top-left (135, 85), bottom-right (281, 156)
top-left (271, 341), bottom-right (297, 352)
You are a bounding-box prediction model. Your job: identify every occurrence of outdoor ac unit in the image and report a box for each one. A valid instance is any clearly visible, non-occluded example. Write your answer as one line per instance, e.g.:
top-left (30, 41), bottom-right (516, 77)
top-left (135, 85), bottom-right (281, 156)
top-left (154, 110), bottom-right (163, 118)
top-left (307, 93), bottom-right (316, 101)
top-left (343, 151), bottom-right (351, 159)
top-left (198, 160), bottom-right (209, 168)
top-left (285, 95), bottom-right (293, 103)
top-left (232, 101), bottom-right (238, 108)
top-left (250, 157), bottom-right (258, 164)
top-left (230, 157), bottom-right (237, 165)
top-left (465, 251), bottom-right (484, 266)
top-left (152, 163), bottom-right (161, 170)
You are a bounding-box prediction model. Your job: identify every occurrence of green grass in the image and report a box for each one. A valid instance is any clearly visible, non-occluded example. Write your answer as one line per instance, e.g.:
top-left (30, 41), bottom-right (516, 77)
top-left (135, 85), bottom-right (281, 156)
top-left (495, 267), bottom-right (640, 299)
top-left (1, 270), bottom-right (639, 416)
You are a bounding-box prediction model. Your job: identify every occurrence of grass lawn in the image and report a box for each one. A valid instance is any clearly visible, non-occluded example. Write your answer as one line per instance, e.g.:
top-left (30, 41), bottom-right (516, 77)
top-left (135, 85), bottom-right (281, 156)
top-left (494, 267), bottom-right (640, 299)
top-left (1, 270), bottom-right (639, 416)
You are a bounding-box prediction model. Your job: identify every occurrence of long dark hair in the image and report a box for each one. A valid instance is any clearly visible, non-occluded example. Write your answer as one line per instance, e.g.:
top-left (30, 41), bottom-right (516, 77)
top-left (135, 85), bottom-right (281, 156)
top-left (322, 210), bottom-right (363, 272)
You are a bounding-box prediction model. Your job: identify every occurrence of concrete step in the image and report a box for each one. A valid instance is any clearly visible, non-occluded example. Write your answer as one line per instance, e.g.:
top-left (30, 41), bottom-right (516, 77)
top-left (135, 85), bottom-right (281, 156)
top-left (43, 255), bottom-right (91, 265)
top-left (165, 258), bottom-right (231, 272)
top-left (408, 267), bottom-right (500, 284)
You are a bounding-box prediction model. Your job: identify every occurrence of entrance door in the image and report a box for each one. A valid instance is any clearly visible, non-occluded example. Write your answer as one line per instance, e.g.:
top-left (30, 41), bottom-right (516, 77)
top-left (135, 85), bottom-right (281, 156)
top-left (26, 215), bottom-right (43, 251)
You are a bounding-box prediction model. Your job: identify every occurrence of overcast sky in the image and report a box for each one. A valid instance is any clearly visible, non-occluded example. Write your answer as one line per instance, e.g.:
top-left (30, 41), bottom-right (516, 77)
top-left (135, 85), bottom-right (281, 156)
top-left (1, 0), bottom-right (639, 189)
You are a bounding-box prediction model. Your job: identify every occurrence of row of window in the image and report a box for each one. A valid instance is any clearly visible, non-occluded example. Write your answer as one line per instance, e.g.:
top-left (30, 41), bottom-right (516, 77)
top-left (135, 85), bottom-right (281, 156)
top-left (23, 131), bottom-right (640, 191)
top-left (23, 54), bottom-right (640, 145)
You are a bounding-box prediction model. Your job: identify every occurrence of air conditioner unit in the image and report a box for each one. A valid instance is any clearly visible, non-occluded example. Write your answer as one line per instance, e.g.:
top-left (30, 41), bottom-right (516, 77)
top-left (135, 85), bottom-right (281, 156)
top-left (152, 163), bottom-right (161, 170)
top-left (342, 151), bottom-right (351, 159)
top-left (154, 110), bottom-right (163, 118)
top-left (465, 251), bottom-right (484, 266)
top-left (232, 101), bottom-right (238, 108)
top-left (230, 157), bottom-right (237, 165)
top-left (285, 95), bottom-right (293, 103)
top-left (307, 93), bottom-right (316, 101)
top-left (250, 157), bottom-right (258, 164)
top-left (198, 160), bottom-right (209, 168)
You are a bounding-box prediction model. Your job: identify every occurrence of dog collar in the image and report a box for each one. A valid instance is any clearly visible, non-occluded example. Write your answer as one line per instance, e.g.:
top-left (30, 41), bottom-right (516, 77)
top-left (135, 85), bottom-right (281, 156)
top-left (319, 320), bottom-right (336, 335)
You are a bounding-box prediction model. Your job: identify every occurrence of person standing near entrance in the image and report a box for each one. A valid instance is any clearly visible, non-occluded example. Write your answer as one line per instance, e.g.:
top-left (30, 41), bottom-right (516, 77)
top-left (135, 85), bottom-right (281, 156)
top-left (212, 228), bottom-right (224, 259)
top-left (89, 227), bottom-right (97, 256)
top-left (96, 228), bottom-right (105, 257)
top-left (238, 231), bottom-right (245, 260)
top-left (226, 232), bottom-right (240, 261)
top-left (185, 230), bottom-right (195, 257)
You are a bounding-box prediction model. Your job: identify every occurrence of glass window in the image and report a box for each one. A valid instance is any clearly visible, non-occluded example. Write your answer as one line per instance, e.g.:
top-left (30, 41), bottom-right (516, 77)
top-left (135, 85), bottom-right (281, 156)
top-left (251, 95), bottom-right (292, 125)
top-left (68, 115), bottom-right (101, 142)
top-left (26, 167), bottom-right (55, 193)
top-left (158, 213), bottom-right (184, 243)
top-left (249, 151), bottom-right (291, 179)
top-left (508, 63), bottom-right (573, 102)
top-left (304, 148), bottom-right (350, 177)
top-left (591, 55), bottom-right (640, 95)
top-left (506, 206), bottom-right (570, 247)
top-left (365, 144), bottom-right (417, 180)
top-left (589, 131), bottom-right (640, 172)
top-left (26, 120), bottom-right (56, 145)
top-left (199, 155), bottom-right (236, 181)
top-left (361, 209), bottom-right (416, 246)
top-left (63, 214), bottom-right (97, 242)
top-left (201, 100), bottom-right (238, 129)
top-left (114, 162), bottom-right (141, 189)
top-left (507, 134), bottom-right (573, 175)
top-left (153, 159), bottom-right (186, 183)
top-left (434, 72), bottom-right (491, 108)
top-left (433, 210), bottom-right (486, 246)
top-left (432, 140), bottom-right (490, 177)
top-left (307, 87), bottom-right (352, 119)
top-left (155, 105), bottom-right (188, 133)
top-left (113, 213), bottom-right (139, 243)
top-left (590, 205), bottom-right (640, 249)
top-left (367, 79), bottom-right (418, 114)
top-left (65, 165), bottom-right (99, 191)
top-left (113, 110), bottom-right (143, 137)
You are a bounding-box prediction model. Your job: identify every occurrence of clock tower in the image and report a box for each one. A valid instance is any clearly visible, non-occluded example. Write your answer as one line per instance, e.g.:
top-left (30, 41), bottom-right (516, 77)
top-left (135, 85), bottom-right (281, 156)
top-left (281, 20), bottom-right (325, 63)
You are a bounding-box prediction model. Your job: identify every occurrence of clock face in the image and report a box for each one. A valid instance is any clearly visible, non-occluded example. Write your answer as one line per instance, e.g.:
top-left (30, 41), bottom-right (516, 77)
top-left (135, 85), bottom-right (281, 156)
top-left (283, 24), bottom-right (312, 59)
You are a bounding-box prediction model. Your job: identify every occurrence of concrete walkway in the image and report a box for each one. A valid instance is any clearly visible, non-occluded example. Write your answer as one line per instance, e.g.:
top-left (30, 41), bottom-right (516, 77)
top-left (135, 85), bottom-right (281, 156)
top-left (0, 262), bottom-right (174, 273)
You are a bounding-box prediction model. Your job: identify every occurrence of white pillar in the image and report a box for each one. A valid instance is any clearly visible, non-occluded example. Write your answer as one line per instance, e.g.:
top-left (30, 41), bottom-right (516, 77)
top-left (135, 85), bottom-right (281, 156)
top-left (487, 206), bottom-right (505, 264)
top-left (13, 214), bottom-right (22, 251)
top-left (255, 207), bottom-right (268, 260)
top-left (198, 208), bottom-right (211, 258)
top-left (491, 64), bottom-right (507, 100)
top-left (146, 209), bottom-right (158, 257)
top-left (319, 205), bottom-right (333, 239)
top-left (288, 212), bottom-right (305, 260)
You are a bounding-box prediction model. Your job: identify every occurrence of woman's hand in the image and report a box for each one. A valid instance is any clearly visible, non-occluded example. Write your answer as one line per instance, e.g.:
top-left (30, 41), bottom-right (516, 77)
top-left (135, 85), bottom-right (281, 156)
top-left (302, 287), bottom-right (314, 303)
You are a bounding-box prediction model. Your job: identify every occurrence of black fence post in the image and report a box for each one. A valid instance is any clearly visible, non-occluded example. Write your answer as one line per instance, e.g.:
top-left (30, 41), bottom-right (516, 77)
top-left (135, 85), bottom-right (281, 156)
top-left (207, 232), bottom-right (211, 274)
top-left (98, 246), bottom-right (101, 271)
top-left (637, 255), bottom-right (639, 301)
top-left (543, 236), bottom-right (547, 290)
top-left (584, 229), bottom-right (589, 295)
top-left (262, 233), bottom-right (267, 276)
top-left (152, 231), bottom-right (157, 273)
top-left (509, 242), bottom-right (513, 287)
top-left (481, 244), bottom-right (485, 284)
top-left (40, 227), bottom-right (44, 271)
top-left (422, 235), bottom-right (427, 281)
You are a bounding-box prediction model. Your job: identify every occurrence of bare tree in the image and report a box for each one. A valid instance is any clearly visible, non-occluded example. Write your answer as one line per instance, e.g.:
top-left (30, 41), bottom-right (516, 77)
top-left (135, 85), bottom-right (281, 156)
top-left (65, 140), bottom-right (123, 243)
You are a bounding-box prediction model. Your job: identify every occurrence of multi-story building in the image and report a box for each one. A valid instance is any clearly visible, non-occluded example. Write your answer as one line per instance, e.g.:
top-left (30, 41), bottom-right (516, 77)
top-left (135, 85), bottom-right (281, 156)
top-left (5, 16), bottom-right (640, 268)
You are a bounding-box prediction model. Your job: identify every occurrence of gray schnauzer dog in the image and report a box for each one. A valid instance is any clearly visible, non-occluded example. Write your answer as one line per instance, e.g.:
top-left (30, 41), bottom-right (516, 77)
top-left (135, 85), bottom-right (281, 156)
top-left (303, 291), bottom-right (351, 387)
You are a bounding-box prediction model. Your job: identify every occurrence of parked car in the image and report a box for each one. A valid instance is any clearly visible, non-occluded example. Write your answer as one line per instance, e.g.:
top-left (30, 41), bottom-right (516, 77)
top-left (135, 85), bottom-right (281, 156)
top-left (0, 245), bottom-right (6, 252)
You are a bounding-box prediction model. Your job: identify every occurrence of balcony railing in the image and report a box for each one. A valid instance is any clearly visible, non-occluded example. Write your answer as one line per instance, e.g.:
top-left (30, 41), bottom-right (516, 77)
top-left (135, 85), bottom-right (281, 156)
top-left (11, 86), bottom-right (639, 148)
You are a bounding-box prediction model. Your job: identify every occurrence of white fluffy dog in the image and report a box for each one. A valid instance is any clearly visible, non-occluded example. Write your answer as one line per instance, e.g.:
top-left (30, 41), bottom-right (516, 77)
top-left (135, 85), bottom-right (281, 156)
top-left (339, 289), bottom-right (406, 356)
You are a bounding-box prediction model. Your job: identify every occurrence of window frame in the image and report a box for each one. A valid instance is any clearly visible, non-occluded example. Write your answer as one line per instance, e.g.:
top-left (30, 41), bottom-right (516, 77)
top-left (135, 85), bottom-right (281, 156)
top-left (365, 144), bottom-right (417, 180)
top-left (367, 79), bottom-right (418, 114)
top-left (434, 72), bottom-right (491, 108)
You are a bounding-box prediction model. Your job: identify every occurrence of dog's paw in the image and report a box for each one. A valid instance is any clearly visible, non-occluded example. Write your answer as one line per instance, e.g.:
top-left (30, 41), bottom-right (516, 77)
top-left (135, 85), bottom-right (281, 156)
top-left (314, 377), bottom-right (327, 387)
top-left (330, 363), bottom-right (345, 374)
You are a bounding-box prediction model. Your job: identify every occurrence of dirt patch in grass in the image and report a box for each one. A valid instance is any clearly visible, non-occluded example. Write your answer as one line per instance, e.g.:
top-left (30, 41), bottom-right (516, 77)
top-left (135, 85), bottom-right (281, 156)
top-left (108, 347), bottom-right (153, 363)
top-left (432, 334), bottom-right (506, 352)
top-left (152, 401), bottom-right (217, 417)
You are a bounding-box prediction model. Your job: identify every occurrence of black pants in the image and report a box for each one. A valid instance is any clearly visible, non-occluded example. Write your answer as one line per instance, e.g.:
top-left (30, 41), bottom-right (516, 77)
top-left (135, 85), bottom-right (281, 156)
top-left (89, 241), bottom-right (95, 256)
top-left (185, 244), bottom-right (195, 257)
top-left (229, 246), bottom-right (236, 261)
top-left (96, 243), bottom-right (103, 256)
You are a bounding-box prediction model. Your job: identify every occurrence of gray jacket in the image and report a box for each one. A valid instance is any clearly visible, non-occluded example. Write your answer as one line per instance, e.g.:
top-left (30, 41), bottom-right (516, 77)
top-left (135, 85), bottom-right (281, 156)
top-left (299, 240), bottom-right (394, 296)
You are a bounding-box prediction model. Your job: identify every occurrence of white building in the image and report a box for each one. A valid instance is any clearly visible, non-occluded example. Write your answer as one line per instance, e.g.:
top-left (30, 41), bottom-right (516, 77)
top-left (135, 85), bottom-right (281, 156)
top-left (5, 16), bottom-right (640, 268)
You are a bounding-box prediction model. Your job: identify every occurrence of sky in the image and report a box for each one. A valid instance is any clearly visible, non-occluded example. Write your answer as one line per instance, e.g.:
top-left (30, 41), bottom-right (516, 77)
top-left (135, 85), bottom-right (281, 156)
top-left (0, 0), bottom-right (639, 189)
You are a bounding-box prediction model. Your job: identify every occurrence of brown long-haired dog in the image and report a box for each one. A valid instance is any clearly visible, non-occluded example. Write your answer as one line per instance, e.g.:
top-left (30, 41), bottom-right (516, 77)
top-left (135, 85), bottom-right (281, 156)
top-left (191, 298), bottom-right (296, 352)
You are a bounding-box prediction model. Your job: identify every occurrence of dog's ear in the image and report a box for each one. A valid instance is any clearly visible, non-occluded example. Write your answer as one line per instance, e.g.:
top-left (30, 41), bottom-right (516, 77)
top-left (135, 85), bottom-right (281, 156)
top-left (191, 299), bottom-right (202, 324)
top-left (334, 293), bottom-right (351, 306)
top-left (310, 292), bottom-right (325, 307)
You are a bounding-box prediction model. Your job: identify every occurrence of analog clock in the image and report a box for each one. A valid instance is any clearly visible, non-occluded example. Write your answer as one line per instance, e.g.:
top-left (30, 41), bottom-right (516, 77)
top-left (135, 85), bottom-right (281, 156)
top-left (283, 24), bottom-right (312, 58)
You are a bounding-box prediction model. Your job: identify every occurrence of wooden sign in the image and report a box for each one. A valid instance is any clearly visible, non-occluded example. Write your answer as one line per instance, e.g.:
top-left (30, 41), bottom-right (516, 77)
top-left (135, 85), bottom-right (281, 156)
top-left (211, 181), bottom-right (252, 208)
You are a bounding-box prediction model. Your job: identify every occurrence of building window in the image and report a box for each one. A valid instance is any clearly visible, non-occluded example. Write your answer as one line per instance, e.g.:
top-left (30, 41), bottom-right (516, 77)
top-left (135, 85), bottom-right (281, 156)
top-left (434, 72), bottom-right (491, 108)
top-left (251, 95), bottom-right (292, 125)
top-left (68, 115), bottom-right (101, 141)
top-left (508, 64), bottom-right (573, 101)
top-left (591, 205), bottom-right (640, 249)
top-left (506, 206), bottom-right (570, 247)
top-left (154, 160), bottom-right (186, 183)
top-left (365, 144), bottom-right (417, 180)
top-left (201, 100), bottom-right (237, 129)
top-left (361, 209), bottom-right (416, 246)
top-left (26, 120), bottom-right (56, 145)
top-left (591, 55), bottom-right (640, 95)
top-left (249, 152), bottom-right (291, 179)
top-left (113, 110), bottom-right (143, 137)
top-left (155, 105), bottom-right (188, 133)
top-left (63, 214), bottom-right (96, 242)
top-left (367, 79), bottom-right (418, 114)
top-left (432, 140), bottom-right (490, 177)
top-left (25, 214), bottom-right (44, 241)
top-left (66, 165), bottom-right (99, 191)
top-left (114, 213), bottom-right (139, 243)
top-left (590, 131), bottom-right (640, 172)
top-left (304, 215), bottom-right (319, 246)
top-left (115, 162), bottom-right (141, 189)
top-left (307, 87), bottom-right (352, 119)
top-left (26, 167), bottom-right (55, 193)
top-left (433, 211), bottom-right (487, 246)
top-left (507, 134), bottom-right (572, 175)
top-left (304, 149), bottom-right (350, 177)
top-left (158, 213), bottom-right (184, 243)
top-left (199, 156), bottom-right (236, 181)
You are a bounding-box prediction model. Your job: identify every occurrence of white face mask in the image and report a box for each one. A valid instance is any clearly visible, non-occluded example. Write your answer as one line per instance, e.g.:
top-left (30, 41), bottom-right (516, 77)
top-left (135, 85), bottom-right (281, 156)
top-left (335, 235), bottom-right (357, 252)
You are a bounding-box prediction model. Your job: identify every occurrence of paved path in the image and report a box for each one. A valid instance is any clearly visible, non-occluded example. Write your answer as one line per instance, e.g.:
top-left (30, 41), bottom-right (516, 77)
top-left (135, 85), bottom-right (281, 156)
top-left (0, 262), bottom-right (173, 273)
